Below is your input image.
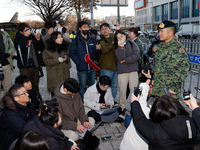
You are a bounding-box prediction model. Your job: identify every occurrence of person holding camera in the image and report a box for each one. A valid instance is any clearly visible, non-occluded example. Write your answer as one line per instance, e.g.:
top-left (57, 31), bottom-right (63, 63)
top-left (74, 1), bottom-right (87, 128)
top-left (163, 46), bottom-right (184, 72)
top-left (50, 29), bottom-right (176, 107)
top-left (14, 22), bottom-right (45, 95)
top-left (43, 31), bottom-right (70, 97)
top-left (23, 99), bottom-right (79, 150)
top-left (114, 30), bottom-right (140, 111)
top-left (0, 84), bottom-right (37, 150)
top-left (0, 28), bottom-right (15, 100)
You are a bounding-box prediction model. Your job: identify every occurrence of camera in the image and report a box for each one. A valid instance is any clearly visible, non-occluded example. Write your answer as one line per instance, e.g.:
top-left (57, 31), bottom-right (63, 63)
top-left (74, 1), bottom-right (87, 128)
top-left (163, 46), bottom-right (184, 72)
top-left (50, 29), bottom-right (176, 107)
top-left (134, 84), bottom-right (142, 97)
top-left (54, 27), bottom-right (67, 34)
top-left (30, 28), bottom-right (46, 35)
top-left (40, 98), bottom-right (59, 107)
top-left (183, 90), bottom-right (191, 100)
top-left (52, 20), bottom-right (67, 34)
top-left (143, 62), bottom-right (151, 74)
top-left (110, 24), bottom-right (116, 29)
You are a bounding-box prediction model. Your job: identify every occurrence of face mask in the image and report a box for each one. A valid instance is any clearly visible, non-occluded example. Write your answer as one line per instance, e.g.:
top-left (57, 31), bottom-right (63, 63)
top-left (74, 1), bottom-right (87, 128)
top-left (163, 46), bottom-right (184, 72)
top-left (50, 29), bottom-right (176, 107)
top-left (82, 30), bottom-right (89, 35)
top-left (118, 40), bottom-right (126, 45)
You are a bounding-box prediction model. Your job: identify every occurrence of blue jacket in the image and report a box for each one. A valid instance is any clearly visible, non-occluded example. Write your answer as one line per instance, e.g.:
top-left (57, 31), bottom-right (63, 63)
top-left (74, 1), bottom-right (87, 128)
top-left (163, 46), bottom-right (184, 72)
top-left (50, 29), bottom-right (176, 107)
top-left (69, 31), bottom-right (100, 71)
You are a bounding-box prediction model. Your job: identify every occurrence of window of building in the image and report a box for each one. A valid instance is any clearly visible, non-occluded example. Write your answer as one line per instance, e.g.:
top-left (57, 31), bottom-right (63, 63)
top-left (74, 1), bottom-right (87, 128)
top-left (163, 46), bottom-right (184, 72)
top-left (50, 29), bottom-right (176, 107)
top-left (162, 4), bottom-right (168, 20)
top-left (192, 0), bottom-right (200, 17)
top-left (170, 1), bottom-right (178, 20)
top-left (155, 6), bottom-right (160, 21)
top-left (182, 0), bottom-right (190, 18)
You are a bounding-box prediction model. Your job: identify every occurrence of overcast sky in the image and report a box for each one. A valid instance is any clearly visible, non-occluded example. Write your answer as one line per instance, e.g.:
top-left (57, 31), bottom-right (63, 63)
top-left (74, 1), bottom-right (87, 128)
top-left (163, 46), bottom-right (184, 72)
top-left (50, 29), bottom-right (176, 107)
top-left (0, 0), bottom-right (135, 22)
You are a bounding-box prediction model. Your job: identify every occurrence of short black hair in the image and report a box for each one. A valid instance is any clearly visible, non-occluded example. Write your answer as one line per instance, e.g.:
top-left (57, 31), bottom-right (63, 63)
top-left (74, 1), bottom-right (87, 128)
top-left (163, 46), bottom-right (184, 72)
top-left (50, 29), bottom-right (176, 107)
top-left (149, 95), bottom-right (189, 123)
top-left (15, 75), bottom-right (30, 85)
top-left (45, 21), bottom-right (53, 29)
top-left (89, 28), bottom-right (97, 35)
top-left (99, 76), bottom-right (111, 86)
top-left (40, 105), bottom-right (59, 126)
top-left (64, 78), bottom-right (79, 94)
top-left (114, 29), bottom-right (127, 48)
top-left (100, 23), bottom-right (110, 30)
top-left (18, 22), bottom-right (30, 32)
top-left (78, 21), bottom-right (89, 28)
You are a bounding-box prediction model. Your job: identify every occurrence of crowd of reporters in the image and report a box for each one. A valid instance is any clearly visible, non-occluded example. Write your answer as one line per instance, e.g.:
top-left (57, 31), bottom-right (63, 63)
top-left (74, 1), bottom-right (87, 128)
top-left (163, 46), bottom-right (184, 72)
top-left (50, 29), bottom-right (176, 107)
top-left (0, 19), bottom-right (200, 150)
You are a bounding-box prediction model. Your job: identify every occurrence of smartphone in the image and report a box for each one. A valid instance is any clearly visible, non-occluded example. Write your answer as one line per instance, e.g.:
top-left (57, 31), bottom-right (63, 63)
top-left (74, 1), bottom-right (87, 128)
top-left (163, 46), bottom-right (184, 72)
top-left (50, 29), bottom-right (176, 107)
top-left (101, 136), bottom-right (112, 141)
top-left (111, 24), bottom-right (116, 29)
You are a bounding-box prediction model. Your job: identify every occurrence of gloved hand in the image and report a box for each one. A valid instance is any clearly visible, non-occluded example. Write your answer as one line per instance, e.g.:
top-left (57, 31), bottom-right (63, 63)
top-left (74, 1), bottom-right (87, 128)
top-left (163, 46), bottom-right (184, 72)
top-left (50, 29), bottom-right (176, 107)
top-left (58, 57), bottom-right (64, 62)
top-left (0, 53), bottom-right (10, 60)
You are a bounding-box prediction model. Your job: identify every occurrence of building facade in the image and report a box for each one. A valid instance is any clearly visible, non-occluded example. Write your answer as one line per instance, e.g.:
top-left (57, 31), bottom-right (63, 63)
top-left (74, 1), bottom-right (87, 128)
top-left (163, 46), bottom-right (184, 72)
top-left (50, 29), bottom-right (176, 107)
top-left (105, 15), bottom-right (135, 27)
top-left (135, 0), bottom-right (200, 31)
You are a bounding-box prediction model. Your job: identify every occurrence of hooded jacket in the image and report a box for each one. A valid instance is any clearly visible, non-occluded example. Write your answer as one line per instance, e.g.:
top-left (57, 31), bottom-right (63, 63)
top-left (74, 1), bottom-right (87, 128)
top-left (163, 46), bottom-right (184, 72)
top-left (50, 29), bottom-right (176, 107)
top-left (0, 99), bottom-right (37, 150)
top-left (43, 39), bottom-right (70, 92)
top-left (23, 117), bottom-right (73, 150)
top-left (131, 101), bottom-right (200, 150)
top-left (115, 38), bottom-right (140, 74)
top-left (69, 31), bottom-right (100, 71)
top-left (14, 31), bottom-right (45, 68)
top-left (53, 81), bottom-right (89, 131)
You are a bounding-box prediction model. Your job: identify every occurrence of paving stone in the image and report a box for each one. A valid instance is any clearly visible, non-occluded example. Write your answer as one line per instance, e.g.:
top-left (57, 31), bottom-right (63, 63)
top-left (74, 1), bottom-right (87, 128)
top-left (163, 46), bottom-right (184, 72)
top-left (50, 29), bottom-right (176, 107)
top-left (105, 126), bottom-right (119, 134)
top-left (114, 133), bottom-right (124, 141)
top-left (98, 141), bottom-right (114, 150)
top-left (111, 141), bottom-right (121, 150)
top-left (94, 126), bottom-right (107, 135)
top-left (110, 122), bottom-right (122, 127)
top-left (100, 133), bottom-right (117, 141)
top-left (116, 126), bottom-right (126, 133)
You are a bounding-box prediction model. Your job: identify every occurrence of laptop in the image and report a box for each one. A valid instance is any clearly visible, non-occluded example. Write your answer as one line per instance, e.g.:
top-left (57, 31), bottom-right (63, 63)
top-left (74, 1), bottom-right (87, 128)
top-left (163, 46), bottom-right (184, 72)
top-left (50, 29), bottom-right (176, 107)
top-left (78, 130), bottom-right (100, 150)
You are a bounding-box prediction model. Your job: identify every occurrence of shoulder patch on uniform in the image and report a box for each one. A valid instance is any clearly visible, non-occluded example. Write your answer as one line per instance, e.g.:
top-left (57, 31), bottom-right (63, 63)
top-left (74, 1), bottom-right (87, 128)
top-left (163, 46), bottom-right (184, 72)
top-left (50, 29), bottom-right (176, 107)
top-left (179, 48), bottom-right (185, 53)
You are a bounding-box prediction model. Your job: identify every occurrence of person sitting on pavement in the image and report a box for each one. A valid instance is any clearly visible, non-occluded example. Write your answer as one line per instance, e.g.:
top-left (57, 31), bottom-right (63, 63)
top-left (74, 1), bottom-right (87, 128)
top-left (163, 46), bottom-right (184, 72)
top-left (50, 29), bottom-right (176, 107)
top-left (130, 93), bottom-right (200, 150)
top-left (0, 84), bottom-right (37, 150)
top-left (84, 75), bottom-right (124, 123)
top-left (23, 100), bottom-right (79, 150)
top-left (15, 75), bottom-right (41, 113)
top-left (123, 70), bottom-right (151, 128)
top-left (53, 78), bottom-right (95, 142)
top-left (13, 131), bottom-right (49, 150)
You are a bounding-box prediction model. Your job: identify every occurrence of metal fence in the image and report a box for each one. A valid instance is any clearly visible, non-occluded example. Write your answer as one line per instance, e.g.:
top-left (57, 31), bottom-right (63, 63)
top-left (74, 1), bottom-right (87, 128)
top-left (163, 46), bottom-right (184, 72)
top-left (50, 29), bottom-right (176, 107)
top-left (180, 39), bottom-right (200, 100)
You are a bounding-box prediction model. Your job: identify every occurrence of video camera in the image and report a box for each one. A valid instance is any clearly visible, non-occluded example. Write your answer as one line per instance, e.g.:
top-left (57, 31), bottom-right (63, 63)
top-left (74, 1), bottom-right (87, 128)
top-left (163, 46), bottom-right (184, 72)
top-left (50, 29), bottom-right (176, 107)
top-left (40, 98), bottom-right (59, 107)
top-left (96, 34), bottom-right (104, 44)
top-left (134, 84), bottom-right (142, 97)
top-left (30, 28), bottom-right (46, 35)
top-left (52, 20), bottom-right (67, 34)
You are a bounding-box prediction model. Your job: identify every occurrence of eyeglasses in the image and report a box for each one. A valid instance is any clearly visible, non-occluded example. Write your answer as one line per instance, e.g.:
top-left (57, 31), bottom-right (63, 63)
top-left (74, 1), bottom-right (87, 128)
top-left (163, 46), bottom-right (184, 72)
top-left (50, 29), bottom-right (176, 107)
top-left (15, 92), bottom-right (29, 97)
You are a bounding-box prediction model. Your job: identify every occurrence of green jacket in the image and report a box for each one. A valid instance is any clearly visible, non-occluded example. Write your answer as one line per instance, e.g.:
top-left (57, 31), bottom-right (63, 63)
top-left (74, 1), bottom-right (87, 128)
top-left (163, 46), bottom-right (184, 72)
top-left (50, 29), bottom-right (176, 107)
top-left (152, 37), bottom-right (190, 99)
top-left (99, 34), bottom-right (117, 71)
top-left (2, 31), bottom-right (15, 70)
top-left (134, 37), bottom-right (143, 57)
top-left (43, 50), bottom-right (70, 92)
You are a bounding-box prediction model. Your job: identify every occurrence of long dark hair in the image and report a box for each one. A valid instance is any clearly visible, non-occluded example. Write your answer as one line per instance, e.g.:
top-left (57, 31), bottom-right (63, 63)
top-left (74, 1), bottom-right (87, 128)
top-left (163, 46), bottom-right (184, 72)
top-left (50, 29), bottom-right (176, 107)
top-left (13, 130), bottom-right (49, 150)
top-left (149, 95), bottom-right (189, 123)
top-left (114, 30), bottom-right (127, 49)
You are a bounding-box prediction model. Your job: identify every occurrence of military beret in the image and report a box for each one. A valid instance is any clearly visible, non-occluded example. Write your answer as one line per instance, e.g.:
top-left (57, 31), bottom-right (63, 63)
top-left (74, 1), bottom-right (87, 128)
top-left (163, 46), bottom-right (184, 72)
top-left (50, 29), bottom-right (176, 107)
top-left (159, 20), bottom-right (175, 29)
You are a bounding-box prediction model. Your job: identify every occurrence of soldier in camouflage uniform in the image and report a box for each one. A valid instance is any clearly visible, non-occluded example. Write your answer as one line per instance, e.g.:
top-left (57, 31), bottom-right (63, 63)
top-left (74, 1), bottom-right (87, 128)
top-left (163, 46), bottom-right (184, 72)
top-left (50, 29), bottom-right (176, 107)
top-left (152, 20), bottom-right (190, 99)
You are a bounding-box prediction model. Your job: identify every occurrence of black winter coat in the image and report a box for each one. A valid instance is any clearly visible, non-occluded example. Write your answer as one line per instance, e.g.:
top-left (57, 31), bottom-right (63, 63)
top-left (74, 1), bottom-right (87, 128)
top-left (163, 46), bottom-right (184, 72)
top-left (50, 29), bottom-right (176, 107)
top-left (14, 31), bottom-right (45, 68)
top-left (0, 100), bottom-right (37, 150)
top-left (23, 117), bottom-right (73, 150)
top-left (131, 101), bottom-right (200, 150)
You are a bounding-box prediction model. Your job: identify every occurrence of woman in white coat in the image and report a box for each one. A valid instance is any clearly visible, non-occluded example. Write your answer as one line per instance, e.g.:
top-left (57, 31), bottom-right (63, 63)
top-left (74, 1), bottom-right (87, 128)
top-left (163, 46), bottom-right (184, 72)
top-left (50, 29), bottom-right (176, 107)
top-left (120, 70), bottom-right (151, 150)
top-left (84, 76), bottom-right (123, 122)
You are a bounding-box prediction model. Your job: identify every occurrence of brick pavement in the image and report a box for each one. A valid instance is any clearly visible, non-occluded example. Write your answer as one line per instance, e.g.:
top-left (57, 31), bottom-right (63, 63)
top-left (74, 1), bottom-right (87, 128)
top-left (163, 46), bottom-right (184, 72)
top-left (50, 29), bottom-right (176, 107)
top-left (11, 57), bottom-right (126, 150)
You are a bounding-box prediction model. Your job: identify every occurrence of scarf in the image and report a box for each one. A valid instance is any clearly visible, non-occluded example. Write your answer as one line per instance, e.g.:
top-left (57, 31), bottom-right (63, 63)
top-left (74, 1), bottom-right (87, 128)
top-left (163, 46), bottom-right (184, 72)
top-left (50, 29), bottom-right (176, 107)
top-left (96, 82), bottom-right (106, 104)
top-left (0, 32), bottom-right (5, 54)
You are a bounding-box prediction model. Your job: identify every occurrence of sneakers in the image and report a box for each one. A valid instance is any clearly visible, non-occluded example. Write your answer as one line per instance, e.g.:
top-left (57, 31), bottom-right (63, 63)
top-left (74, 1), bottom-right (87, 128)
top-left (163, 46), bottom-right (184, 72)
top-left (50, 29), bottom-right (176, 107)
top-left (114, 101), bottom-right (120, 106)
top-left (114, 117), bottom-right (124, 123)
top-left (121, 108), bottom-right (126, 116)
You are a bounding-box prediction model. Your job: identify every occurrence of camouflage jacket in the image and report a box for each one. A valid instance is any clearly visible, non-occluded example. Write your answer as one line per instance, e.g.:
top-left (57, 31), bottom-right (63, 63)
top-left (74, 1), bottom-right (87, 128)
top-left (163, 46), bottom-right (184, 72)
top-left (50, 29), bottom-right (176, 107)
top-left (152, 37), bottom-right (190, 99)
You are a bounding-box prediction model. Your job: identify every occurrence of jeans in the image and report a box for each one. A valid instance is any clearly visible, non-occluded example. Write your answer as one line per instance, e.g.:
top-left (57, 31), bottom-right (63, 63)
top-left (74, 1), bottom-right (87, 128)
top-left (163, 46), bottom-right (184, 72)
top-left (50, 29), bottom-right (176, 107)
top-left (100, 69), bottom-right (118, 99)
top-left (77, 69), bottom-right (96, 101)
top-left (124, 115), bottom-right (132, 128)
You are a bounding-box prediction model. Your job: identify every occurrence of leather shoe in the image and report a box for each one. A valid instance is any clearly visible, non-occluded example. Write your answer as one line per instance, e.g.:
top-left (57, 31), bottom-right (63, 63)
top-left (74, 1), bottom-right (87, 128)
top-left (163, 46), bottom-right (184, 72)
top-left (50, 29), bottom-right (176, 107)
top-left (114, 117), bottom-right (124, 123)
